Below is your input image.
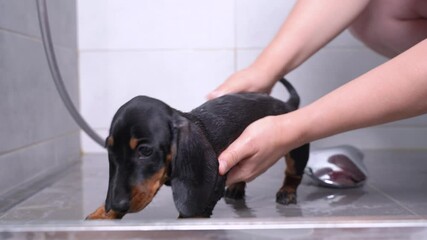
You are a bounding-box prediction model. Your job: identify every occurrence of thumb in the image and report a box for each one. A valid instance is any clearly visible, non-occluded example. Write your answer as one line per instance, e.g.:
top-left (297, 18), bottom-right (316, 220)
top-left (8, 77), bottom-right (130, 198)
top-left (207, 84), bottom-right (233, 100)
top-left (206, 89), bottom-right (225, 100)
top-left (218, 133), bottom-right (256, 175)
top-left (207, 77), bottom-right (241, 100)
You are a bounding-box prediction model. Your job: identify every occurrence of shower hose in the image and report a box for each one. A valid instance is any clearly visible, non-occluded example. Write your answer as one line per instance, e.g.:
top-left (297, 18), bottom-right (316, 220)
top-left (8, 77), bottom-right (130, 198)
top-left (36, 0), bottom-right (105, 148)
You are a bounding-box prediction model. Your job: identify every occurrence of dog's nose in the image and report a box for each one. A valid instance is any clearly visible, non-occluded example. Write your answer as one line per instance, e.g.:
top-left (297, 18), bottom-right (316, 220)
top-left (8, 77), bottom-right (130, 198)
top-left (111, 199), bottom-right (130, 213)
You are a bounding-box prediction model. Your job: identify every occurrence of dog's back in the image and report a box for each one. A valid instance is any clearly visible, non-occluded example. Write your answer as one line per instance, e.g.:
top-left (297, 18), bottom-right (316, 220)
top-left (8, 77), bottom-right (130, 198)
top-left (190, 78), bottom-right (299, 154)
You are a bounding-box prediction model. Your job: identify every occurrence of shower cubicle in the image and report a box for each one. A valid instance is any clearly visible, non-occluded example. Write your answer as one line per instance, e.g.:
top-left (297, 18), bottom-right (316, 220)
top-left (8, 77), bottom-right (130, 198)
top-left (1, 0), bottom-right (427, 239)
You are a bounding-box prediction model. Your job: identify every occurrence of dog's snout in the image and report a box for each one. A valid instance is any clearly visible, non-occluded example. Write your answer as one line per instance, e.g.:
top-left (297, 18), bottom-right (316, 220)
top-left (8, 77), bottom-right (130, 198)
top-left (111, 199), bottom-right (130, 213)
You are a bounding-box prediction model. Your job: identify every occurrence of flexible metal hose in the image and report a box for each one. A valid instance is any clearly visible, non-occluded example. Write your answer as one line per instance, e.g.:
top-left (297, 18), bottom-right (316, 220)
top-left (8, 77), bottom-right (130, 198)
top-left (36, 0), bottom-right (105, 148)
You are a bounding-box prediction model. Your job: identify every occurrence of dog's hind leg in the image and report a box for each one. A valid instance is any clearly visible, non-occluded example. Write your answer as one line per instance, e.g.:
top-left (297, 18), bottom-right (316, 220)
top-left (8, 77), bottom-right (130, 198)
top-left (276, 143), bottom-right (310, 205)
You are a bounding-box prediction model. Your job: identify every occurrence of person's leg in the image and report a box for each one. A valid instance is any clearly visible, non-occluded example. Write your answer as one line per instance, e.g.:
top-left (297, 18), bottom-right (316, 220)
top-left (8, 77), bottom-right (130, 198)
top-left (349, 0), bottom-right (427, 58)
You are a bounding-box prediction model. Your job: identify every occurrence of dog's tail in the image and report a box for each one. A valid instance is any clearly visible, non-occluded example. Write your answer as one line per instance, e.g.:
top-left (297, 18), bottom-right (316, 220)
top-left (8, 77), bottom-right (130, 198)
top-left (279, 78), bottom-right (300, 109)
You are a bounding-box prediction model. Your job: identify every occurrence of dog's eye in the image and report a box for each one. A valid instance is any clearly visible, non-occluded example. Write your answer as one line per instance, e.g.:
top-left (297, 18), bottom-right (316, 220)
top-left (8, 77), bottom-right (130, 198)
top-left (137, 145), bottom-right (153, 158)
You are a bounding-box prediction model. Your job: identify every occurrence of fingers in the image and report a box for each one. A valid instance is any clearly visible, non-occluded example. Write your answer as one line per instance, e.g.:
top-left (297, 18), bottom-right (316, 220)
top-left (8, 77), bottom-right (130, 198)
top-left (218, 115), bottom-right (296, 186)
top-left (218, 131), bottom-right (256, 176)
top-left (208, 66), bottom-right (276, 99)
top-left (207, 87), bottom-right (228, 100)
top-left (207, 69), bottom-right (255, 100)
top-left (225, 163), bottom-right (253, 186)
top-left (207, 77), bottom-right (241, 100)
top-left (207, 74), bottom-right (238, 100)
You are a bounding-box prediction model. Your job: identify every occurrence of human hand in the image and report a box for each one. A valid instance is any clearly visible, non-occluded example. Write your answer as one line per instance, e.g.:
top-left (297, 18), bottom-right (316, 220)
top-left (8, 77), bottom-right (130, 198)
top-left (207, 66), bottom-right (276, 99)
top-left (218, 114), bottom-right (304, 186)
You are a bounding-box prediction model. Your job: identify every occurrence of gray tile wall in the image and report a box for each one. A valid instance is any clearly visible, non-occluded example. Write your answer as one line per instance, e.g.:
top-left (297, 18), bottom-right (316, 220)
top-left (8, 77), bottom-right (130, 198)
top-left (0, 0), bottom-right (80, 197)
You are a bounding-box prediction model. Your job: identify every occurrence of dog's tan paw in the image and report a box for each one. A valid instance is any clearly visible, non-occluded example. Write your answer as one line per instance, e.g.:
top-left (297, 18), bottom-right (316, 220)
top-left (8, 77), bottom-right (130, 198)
top-left (85, 205), bottom-right (124, 220)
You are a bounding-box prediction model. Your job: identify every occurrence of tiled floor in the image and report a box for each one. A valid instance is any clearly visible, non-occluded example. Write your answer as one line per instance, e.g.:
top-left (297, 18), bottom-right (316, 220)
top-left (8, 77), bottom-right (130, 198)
top-left (1, 149), bottom-right (427, 239)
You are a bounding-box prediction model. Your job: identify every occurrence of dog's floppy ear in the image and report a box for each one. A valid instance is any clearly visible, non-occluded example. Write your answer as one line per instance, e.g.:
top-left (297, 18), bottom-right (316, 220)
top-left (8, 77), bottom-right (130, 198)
top-left (170, 114), bottom-right (225, 218)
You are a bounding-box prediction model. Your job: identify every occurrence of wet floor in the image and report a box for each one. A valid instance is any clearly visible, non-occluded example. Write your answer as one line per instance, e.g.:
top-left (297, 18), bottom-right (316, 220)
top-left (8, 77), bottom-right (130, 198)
top-left (1, 149), bottom-right (427, 239)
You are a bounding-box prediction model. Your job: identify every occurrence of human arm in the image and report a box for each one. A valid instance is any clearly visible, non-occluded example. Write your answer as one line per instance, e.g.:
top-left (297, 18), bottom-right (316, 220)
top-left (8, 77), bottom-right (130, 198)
top-left (219, 39), bottom-right (427, 185)
top-left (208, 0), bottom-right (371, 99)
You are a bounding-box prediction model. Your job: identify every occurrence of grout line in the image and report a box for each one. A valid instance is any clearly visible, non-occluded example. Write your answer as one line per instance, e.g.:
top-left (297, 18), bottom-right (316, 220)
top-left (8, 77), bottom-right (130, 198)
top-left (375, 124), bottom-right (427, 128)
top-left (0, 28), bottom-right (76, 50)
top-left (77, 45), bottom-right (374, 54)
top-left (0, 27), bottom-right (40, 41)
top-left (79, 48), bottom-right (236, 53)
top-left (367, 183), bottom-right (421, 217)
top-left (0, 131), bottom-right (80, 157)
top-left (233, 0), bottom-right (238, 72)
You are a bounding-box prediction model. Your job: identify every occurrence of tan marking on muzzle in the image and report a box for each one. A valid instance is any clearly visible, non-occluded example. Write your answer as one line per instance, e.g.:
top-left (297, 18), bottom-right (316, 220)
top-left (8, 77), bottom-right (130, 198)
top-left (129, 167), bottom-right (169, 213)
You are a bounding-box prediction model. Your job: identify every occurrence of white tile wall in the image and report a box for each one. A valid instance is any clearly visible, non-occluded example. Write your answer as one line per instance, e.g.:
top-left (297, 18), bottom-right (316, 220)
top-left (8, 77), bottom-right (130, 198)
top-left (80, 50), bottom-right (234, 126)
top-left (78, 0), bottom-right (427, 153)
top-left (235, 0), bottom-right (294, 48)
top-left (78, 0), bottom-right (234, 50)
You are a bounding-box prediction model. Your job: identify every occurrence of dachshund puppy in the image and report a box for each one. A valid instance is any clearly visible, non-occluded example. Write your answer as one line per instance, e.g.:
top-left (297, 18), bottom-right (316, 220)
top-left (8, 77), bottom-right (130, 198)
top-left (86, 78), bottom-right (310, 219)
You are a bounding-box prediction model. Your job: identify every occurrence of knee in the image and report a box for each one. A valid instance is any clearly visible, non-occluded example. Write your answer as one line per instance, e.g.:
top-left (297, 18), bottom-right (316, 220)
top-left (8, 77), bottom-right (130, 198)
top-left (349, 19), bottom-right (389, 57)
top-left (348, 20), bottom-right (373, 45)
top-left (348, 4), bottom-right (383, 51)
top-left (348, 0), bottom-right (427, 58)
top-left (349, 11), bottom-right (402, 58)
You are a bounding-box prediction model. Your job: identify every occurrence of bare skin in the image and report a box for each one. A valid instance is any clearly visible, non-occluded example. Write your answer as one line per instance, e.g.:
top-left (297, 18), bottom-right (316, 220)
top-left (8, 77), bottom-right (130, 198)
top-left (207, 0), bottom-right (427, 186)
top-left (350, 0), bottom-right (427, 58)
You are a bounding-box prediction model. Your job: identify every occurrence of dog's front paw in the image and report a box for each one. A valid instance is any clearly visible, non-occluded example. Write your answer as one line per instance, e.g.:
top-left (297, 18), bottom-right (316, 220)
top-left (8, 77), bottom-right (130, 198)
top-left (85, 205), bottom-right (124, 220)
top-left (225, 182), bottom-right (246, 200)
top-left (276, 190), bottom-right (297, 205)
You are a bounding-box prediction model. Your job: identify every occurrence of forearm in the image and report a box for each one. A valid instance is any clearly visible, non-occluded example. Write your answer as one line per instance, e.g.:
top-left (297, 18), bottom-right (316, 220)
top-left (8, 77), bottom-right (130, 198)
top-left (253, 0), bottom-right (370, 82)
top-left (296, 39), bottom-right (427, 143)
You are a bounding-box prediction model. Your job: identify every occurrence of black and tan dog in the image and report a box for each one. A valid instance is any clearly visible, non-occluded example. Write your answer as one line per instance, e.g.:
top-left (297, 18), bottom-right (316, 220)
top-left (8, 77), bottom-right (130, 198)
top-left (86, 78), bottom-right (309, 219)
